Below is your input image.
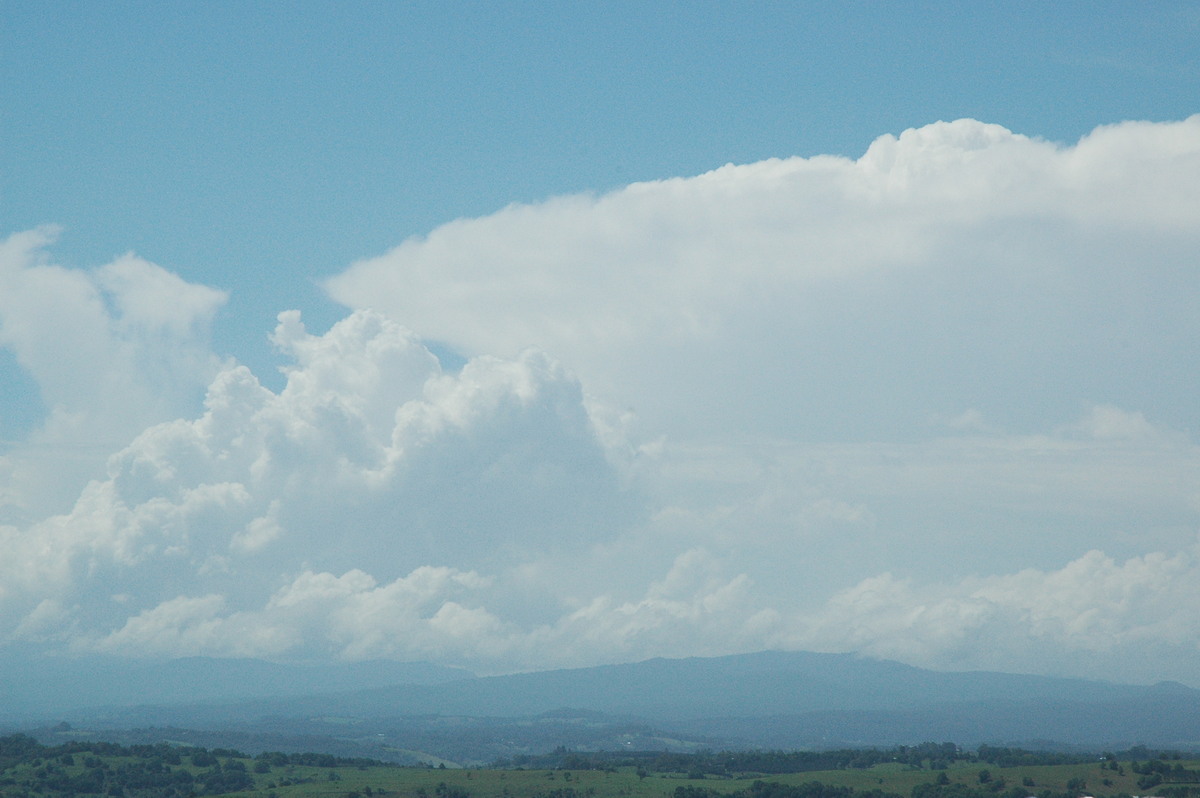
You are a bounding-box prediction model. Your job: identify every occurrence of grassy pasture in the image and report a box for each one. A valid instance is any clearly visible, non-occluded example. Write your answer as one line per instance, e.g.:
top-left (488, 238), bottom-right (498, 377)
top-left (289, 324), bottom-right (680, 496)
top-left (255, 758), bottom-right (1200, 796)
top-left (5, 750), bottom-right (1198, 798)
top-left (756, 761), bottom-right (1133, 795)
top-left (213, 758), bottom-right (1200, 798)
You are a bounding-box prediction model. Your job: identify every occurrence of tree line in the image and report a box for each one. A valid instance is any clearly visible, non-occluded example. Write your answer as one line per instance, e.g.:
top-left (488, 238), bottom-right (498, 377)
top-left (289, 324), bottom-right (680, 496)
top-left (497, 742), bottom-right (1198, 775)
top-left (0, 734), bottom-right (393, 797)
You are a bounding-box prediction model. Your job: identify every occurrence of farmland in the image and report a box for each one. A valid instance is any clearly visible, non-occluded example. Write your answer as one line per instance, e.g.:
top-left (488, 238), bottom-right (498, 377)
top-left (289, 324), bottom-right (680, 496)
top-left (3, 735), bottom-right (1200, 798)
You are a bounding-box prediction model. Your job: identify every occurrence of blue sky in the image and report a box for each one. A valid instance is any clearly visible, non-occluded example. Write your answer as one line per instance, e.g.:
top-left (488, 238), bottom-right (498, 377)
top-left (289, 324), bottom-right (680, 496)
top-left (5, 2), bottom-right (1197, 390)
top-left (2, 3), bottom-right (1200, 683)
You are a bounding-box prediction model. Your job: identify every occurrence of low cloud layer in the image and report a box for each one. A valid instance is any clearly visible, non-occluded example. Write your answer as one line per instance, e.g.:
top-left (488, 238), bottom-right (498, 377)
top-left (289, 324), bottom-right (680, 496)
top-left (799, 542), bottom-right (1200, 684)
top-left (2, 118), bottom-right (1200, 683)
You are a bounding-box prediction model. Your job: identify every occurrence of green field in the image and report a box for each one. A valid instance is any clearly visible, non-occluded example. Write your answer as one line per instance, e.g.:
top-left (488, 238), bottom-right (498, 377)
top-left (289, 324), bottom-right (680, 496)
top-left (4, 736), bottom-right (1198, 798)
top-left (247, 759), bottom-right (1195, 798)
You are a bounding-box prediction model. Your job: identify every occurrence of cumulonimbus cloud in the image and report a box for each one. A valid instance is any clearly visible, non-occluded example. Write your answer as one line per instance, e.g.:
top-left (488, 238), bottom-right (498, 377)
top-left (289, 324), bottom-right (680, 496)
top-left (2, 117), bottom-right (1200, 680)
top-left (327, 117), bottom-right (1200, 442)
top-left (0, 308), bottom-right (639, 664)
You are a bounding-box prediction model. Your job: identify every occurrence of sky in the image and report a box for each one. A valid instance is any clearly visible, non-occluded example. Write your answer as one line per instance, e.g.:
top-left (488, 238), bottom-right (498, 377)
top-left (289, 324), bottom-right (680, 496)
top-left (2, 2), bottom-right (1200, 686)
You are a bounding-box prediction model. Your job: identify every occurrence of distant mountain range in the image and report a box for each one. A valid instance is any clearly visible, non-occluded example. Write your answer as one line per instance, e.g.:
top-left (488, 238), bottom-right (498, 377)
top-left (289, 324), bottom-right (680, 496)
top-left (0, 648), bottom-right (468, 719)
top-left (5, 649), bottom-right (1200, 759)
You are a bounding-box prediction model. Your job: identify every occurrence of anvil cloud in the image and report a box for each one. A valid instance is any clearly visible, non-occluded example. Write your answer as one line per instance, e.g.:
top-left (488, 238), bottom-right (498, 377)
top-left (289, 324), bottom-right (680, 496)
top-left (2, 118), bottom-right (1199, 683)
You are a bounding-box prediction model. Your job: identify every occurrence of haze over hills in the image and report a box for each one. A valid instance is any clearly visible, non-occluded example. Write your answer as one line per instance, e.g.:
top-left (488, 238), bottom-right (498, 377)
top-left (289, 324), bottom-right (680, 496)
top-left (174, 650), bottom-right (1143, 721)
top-left (0, 649), bottom-right (469, 720)
top-left (6, 650), bottom-right (1200, 759)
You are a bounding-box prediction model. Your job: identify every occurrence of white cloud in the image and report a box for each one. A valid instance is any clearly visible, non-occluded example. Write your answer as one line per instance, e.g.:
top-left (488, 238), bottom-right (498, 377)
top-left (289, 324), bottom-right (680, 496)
top-left (3, 117), bottom-right (1200, 684)
top-left (95, 594), bottom-right (233, 657)
top-left (0, 307), bottom-right (640, 666)
top-left (3, 354), bottom-right (1199, 675)
top-left (327, 117), bottom-right (1200, 443)
top-left (532, 548), bottom-right (781, 667)
top-left (314, 118), bottom-right (1200, 679)
top-left (82, 566), bottom-right (511, 662)
top-left (793, 541), bottom-right (1200, 684)
top-left (1071, 404), bottom-right (1161, 442)
top-left (232, 500), bottom-right (283, 554)
top-left (0, 228), bottom-right (227, 520)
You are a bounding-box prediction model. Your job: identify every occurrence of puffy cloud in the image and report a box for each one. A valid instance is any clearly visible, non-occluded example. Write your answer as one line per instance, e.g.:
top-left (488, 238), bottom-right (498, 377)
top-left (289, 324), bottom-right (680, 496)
top-left (536, 404), bottom-right (1200, 676)
top-left (317, 119), bottom-right (1200, 678)
top-left (95, 595), bottom-right (238, 657)
top-left (79, 549), bottom-right (777, 669)
top-left (1071, 404), bottom-right (1162, 442)
top-left (4, 118), bottom-right (1200, 682)
top-left (67, 497), bottom-right (1200, 682)
top-left (619, 403), bottom-right (1200, 605)
top-left (0, 229), bottom-right (227, 520)
top-left (2, 338), bottom-right (1199, 674)
top-left (88, 566), bottom-right (508, 662)
top-left (531, 548), bottom-right (781, 668)
top-left (0, 307), bottom-right (640, 665)
top-left (794, 541), bottom-right (1200, 685)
